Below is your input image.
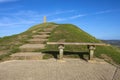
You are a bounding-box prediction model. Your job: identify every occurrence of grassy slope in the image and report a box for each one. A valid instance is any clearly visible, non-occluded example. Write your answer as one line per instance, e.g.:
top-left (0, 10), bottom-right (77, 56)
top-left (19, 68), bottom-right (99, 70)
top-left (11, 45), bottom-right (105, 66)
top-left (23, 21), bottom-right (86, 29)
top-left (0, 23), bottom-right (53, 60)
top-left (46, 24), bottom-right (120, 64)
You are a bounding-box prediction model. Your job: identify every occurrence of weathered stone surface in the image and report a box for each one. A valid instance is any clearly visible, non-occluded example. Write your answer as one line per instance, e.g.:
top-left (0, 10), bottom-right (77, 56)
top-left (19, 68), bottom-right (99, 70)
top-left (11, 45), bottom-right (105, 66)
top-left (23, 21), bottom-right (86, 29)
top-left (37, 32), bottom-right (51, 35)
top-left (28, 39), bottom-right (48, 44)
top-left (32, 35), bottom-right (50, 39)
top-left (113, 68), bottom-right (120, 80)
top-left (0, 59), bottom-right (118, 80)
top-left (44, 28), bottom-right (55, 32)
top-left (58, 45), bottom-right (65, 59)
top-left (19, 44), bottom-right (45, 52)
top-left (10, 52), bottom-right (43, 60)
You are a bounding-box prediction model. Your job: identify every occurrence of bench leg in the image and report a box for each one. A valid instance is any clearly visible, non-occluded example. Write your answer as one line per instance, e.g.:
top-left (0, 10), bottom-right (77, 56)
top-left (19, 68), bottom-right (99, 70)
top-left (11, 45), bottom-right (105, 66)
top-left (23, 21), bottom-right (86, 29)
top-left (58, 45), bottom-right (64, 60)
top-left (59, 48), bottom-right (64, 59)
top-left (89, 49), bottom-right (94, 60)
top-left (88, 45), bottom-right (96, 60)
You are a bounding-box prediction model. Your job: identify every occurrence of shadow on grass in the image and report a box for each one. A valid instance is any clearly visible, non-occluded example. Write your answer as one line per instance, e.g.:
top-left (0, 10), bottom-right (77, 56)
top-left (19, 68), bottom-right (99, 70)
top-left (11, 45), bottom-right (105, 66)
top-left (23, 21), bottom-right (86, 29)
top-left (43, 51), bottom-right (58, 59)
top-left (42, 51), bottom-right (89, 60)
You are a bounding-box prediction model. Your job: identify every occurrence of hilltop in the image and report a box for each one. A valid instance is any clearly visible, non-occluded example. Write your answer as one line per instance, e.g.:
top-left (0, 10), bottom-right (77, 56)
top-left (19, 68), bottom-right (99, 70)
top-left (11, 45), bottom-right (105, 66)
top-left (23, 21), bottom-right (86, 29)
top-left (0, 23), bottom-right (120, 65)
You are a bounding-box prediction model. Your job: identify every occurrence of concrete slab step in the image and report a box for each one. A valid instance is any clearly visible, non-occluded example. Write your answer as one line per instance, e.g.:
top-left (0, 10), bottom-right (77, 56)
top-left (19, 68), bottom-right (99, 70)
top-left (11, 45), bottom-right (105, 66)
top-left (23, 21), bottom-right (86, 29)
top-left (32, 35), bottom-right (50, 39)
top-left (43, 28), bottom-right (54, 32)
top-left (28, 39), bottom-right (48, 44)
top-left (42, 25), bottom-right (58, 32)
top-left (19, 44), bottom-right (45, 52)
top-left (44, 29), bottom-right (53, 32)
top-left (46, 25), bottom-right (59, 29)
top-left (37, 32), bottom-right (51, 35)
top-left (47, 25), bottom-right (58, 28)
top-left (10, 52), bottom-right (44, 60)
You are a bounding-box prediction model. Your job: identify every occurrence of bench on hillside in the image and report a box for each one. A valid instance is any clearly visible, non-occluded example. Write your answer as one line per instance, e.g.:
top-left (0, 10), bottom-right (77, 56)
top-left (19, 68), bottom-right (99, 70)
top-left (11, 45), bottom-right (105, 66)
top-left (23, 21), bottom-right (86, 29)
top-left (47, 42), bottom-right (110, 60)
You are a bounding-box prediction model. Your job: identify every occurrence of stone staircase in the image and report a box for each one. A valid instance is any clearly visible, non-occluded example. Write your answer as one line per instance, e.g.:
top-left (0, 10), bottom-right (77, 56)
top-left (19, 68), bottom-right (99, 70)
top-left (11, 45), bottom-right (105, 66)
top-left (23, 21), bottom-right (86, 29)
top-left (10, 25), bottom-right (58, 60)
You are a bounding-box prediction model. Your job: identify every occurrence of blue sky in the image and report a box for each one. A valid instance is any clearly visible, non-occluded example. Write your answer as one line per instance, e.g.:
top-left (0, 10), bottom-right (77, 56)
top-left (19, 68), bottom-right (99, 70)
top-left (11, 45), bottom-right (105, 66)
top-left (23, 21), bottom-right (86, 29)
top-left (0, 0), bottom-right (120, 40)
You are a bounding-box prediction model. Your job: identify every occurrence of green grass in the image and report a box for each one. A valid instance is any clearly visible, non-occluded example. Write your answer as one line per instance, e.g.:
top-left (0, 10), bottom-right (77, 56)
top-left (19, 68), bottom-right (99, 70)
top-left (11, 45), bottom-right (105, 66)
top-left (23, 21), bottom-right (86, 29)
top-left (0, 34), bottom-right (29, 60)
top-left (45, 24), bottom-right (120, 64)
top-left (43, 53), bottom-right (54, 59)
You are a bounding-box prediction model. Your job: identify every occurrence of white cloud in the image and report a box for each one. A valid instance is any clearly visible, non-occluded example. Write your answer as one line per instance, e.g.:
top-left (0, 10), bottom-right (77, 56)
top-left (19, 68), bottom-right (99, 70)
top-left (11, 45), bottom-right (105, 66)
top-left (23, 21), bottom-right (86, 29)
top-left (0, 9), bottom-right (75, 37)
top-left (54, 10), bottom-right (75, 15)
top-left (0, 5), bottom-right (22, 12)
top-left (0, 9), bottom-right (114, 28)
top-left (0, 9), bottom-right (116, 37)
top-left (0, 7), bottom-right (16, 11)
top-left (70, 14), bottom-right (86, 19)
top-left (0, 11), bottom-right (43, 30)
top-left (0, 0), bottom-right (19, 3)
top-left (0, 11), bottom-right (39, 37)
top-left (95, 10), bottom-right (112, 14)
top-left (46, 10), bottom-right (75, 16)
top-left (0, 9), bottom-right (76, 28)
top-left (49, 18), bottom-right (66, 22)
top-left (0, 20), bottom-right (36, 27)
top-left (49, 14), bottom-right (86, 22)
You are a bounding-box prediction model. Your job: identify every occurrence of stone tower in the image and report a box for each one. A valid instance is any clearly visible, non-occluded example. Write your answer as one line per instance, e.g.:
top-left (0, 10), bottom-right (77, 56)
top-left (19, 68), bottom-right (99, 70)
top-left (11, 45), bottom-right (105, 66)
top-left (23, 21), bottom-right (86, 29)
top-left (43, 16), bottom-right (46, 23)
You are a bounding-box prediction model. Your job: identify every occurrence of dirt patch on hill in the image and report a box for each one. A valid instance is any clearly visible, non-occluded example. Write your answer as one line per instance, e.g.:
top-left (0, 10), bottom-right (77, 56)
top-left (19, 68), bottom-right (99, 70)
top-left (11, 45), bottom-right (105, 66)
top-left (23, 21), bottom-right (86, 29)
top-left (100, 54), bottom-right (116, 65)
top-left (0, 50), bottom-right (9, 56)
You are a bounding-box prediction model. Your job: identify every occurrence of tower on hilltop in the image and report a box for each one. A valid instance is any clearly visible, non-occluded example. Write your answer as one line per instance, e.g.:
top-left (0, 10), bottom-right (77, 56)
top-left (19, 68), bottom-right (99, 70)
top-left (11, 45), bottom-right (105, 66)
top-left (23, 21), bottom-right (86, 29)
top-left (43, 16), bottom-right (47, 23)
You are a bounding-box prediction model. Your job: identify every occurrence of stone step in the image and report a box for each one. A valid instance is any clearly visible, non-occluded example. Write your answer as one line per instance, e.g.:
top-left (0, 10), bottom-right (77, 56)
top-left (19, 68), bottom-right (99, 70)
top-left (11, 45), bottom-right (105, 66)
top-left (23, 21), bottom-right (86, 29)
top-left (19, 44), bottom-right (45, 52)
top-left (53, 25), bottom-right (59, 27)
top-left (37, 32), bottom-right (51, 35)
top-left (47, 25), bottom-right (58, 28)
top-left (32, 35), bottom-right (50, 39)
top-left (43, 28), bottom-right (54, 32)
top-left (10, 52), bottom-right (44, 60)
top-left (28, 39), bottom-right (48, 44)
top-left (43, 25), bottom-right (58, 32)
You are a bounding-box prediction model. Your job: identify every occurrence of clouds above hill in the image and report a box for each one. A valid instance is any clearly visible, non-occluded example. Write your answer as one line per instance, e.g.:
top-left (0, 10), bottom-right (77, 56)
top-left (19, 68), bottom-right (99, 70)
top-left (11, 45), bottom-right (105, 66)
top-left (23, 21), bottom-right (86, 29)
top-left (0, 8), bottom-right (119, 38)
top-left (0, 9), bottom-right (115, 28)
top-left (0, 10), bottom-right (76, 28)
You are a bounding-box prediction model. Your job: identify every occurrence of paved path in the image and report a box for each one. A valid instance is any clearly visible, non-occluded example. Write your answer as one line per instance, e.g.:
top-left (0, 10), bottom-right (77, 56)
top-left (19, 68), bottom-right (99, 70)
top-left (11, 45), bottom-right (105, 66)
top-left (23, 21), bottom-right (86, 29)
top-left (0, 59), bottom-right (119, 80)
top-left (112, 67), bottom-right (120, 80)
top-left (10, 52), bottom-right (43, 60)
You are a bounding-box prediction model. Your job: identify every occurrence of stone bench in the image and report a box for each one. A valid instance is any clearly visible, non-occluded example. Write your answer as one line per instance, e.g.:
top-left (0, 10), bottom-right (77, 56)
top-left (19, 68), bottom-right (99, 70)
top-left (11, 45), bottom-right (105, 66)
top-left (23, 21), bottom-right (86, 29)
top-left (47, 42), bottom-right (109, 60)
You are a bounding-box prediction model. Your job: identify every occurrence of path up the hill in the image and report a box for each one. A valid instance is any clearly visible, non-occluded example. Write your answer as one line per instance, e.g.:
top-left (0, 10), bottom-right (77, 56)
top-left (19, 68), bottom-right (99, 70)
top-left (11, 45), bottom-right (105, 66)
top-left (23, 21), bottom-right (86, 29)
top-left (10, 25), bottom-right (58, 60)
top-left (0, 59), bottom-right (119, 80)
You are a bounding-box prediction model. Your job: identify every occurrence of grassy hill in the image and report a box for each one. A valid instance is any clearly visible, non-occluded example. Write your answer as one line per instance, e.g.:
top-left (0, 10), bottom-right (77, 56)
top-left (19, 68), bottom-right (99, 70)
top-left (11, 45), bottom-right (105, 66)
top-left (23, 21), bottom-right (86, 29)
top-left (45, 24), bottom-right (120, 64)
top-left (0, 23), bottom-right (120, 65)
